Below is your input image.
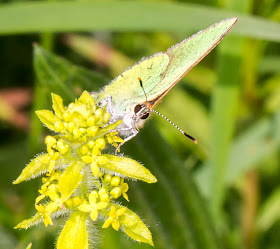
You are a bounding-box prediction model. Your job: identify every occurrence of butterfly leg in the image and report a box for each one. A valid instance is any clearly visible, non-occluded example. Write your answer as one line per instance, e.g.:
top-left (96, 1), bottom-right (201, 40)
top-left (115, 128), bottom-right (139, 155)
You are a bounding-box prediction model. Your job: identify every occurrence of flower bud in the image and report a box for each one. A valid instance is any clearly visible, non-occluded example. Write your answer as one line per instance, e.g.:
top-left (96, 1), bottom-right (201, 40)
top-left (100, 193), bottom-right (110, 203)
top-left (87, 126), bottom-right (99, 136)
top-left (62, 112), bottom-right (70, 122)
top-left (95, 109), bottom-right (103, 120)
top-left (111, 176), bottom-right (120, 186)
top-left (73, 128), bottom-right (82, 138)
top-left (66, 122), bottom-right (75, 133)
top-left (81, 155), bottom-right (93, 164)
top-left (98, 188), bottom-right (107, 196)
top-left (96, 138), bottom-right (106, 150)
top-left (104, 174), bottom-right (112, 183)
top-left (87, 116), bottom-right (96, 126)
top-left (54, 121), bottom-right (64, 132)
top-left (80, 145), bottom-right (89, 155)
top-left (110, 187), bottom-right (122, 199)
top-left (45, 136), bottom-right (57, 147)
top-left (72, 196), bottom-right (82, 207)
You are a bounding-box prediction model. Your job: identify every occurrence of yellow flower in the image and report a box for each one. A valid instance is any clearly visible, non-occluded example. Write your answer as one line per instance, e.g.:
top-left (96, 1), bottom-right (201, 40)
top-left (102, 206), bottom-right (126, 231)
top-left (46, 184), bottom-right (65, 209)
top-left (37, 171), bottom-right (62, 204)
top-left (109, 178), bottom-right (129, 201)
top-left (120, 178), bottom-right (129, 202)
top-left (14, 91), bottom-right (155, 246)
top-left (78, 191), bottom-right (108, 221)
top-left (35, 204), bottom-right (53, 227)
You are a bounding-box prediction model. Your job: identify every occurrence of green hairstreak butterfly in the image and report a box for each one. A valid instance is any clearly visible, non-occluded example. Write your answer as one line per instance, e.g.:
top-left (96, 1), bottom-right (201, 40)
top-left (92, 18), bottom-right (237, 151)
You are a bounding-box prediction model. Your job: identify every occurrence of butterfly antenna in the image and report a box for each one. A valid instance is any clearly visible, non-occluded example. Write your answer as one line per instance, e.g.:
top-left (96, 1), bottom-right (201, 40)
top-left (137, 77), bottom-right (197, 144)
top-left (150, 109), bottom-right (197, 144)
top-left (138, 78), bottom-right (148, 103)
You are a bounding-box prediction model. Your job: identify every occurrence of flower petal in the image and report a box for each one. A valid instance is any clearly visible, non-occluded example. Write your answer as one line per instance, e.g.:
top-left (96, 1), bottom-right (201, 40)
top-left (90, 162), bottom-right (99, 177)
top-left (115, 207), bottom-right (126, 217)
top-left (122, 192), bottom-right (129, 202)
top-left (43, 214), bottom-right (53, 227)
top-left (46, 202), bottom-right (59, 213)
top-left (96, 202), bottom-right (108, 210)
top-left (112, 220), bottom-right (120, 231)
top-left (78, 204), bottom-right (92, 213)
top-left (88, 191), bottom-right (97, 205)
top-left (109, 206), bottom-right (117, 217)
top-left (122, 182), bottom-right (129, 192)
top-left (90, 209), bottom-right (98, 221)
top-left (102, 217), bottom-right (113, 228)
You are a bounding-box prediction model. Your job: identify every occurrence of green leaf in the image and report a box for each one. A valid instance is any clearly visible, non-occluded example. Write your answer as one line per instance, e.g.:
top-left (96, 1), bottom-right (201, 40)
top-left (102, 155), bottom-right (157, 183)
top-left (259, 56), bottom-right (280, 74)
top-left (51, 93), bottom-right (65, 119)
top-left (35, 110), bottom-right (59, 131)
top-left (117, 205), bottom-right (154, 246)
top-left (34, 45), bottom-right (107, 103)
top-left (65, 34), bottom-right (134, 77)
top-left (14, 154), bottom-right (72, 184)
top-left (208, 0), bottom-right (251, 221)
top-left (196, 110), bottom-right (280, 197)
top-left (14, 213), bottom-right (42, 229)
top-left (58, 162), bottom-right (84, 200)
top-left (0, 2), bottom-right (280, 42)
top-left (13, 154), bottom-right (50, 184)
top-left (57, 211), bottom-right (88, 249)
top-left (264, 75), bottom-right (280, 112)
top-left (257, 187), bottom-right (280, 232)
top-left (209, 36), bottom-right (243, 220)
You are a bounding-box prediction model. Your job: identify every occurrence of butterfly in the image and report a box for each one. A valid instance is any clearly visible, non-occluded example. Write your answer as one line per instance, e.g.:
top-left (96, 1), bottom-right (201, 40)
top-left (92, 18), bottom-right (237, 152)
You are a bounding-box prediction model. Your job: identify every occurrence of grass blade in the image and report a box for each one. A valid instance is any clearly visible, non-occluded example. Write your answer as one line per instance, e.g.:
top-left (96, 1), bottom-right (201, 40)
top-left (0, 2), bottom-right (279, 41)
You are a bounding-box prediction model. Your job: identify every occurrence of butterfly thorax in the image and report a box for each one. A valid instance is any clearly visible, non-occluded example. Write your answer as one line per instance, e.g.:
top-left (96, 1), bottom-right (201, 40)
top-left (92, 92), bottom-right (150, 138)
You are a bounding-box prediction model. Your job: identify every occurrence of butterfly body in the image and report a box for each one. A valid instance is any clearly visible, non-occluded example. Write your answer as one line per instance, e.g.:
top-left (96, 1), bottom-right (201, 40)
top-left (91, 18), bottom-right (238, 148)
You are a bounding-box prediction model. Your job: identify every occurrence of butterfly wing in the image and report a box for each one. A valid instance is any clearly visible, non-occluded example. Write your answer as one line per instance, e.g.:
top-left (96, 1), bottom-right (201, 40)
top-left (94, 18), bottom-right (237, 135)
top-left (95, 53), bottom-right (170, 113)
top-left (146, 18), bottom-right (238, 108)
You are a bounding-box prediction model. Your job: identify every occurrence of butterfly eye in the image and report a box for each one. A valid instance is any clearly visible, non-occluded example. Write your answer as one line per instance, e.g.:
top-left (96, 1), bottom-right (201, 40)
top-left (134, 104), bottom-right (144, 114)
top-left (140, 112), bottom-right (149, 120)
top-left (134, 104), bottom-right (150, 120)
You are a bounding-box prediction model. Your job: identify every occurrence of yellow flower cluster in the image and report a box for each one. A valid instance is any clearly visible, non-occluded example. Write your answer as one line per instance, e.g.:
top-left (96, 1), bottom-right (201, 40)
top-left (14, 92), bottom-right (156, 248)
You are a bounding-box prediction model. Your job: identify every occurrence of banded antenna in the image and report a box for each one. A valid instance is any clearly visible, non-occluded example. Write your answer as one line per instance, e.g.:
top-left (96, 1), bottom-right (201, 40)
top-left (150, 109), bottom-right (197, 144)
top-left (138, 78), bottom-right (197, 144)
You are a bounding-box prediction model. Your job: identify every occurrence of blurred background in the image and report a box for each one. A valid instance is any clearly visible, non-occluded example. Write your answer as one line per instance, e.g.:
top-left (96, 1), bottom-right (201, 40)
top-left (1, 0), bottom-right (280, 249)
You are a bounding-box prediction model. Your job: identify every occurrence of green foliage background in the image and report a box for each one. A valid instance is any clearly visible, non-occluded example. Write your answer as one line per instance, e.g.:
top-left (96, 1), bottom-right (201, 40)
top-left (1, 0), bottom-right (280, 249)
